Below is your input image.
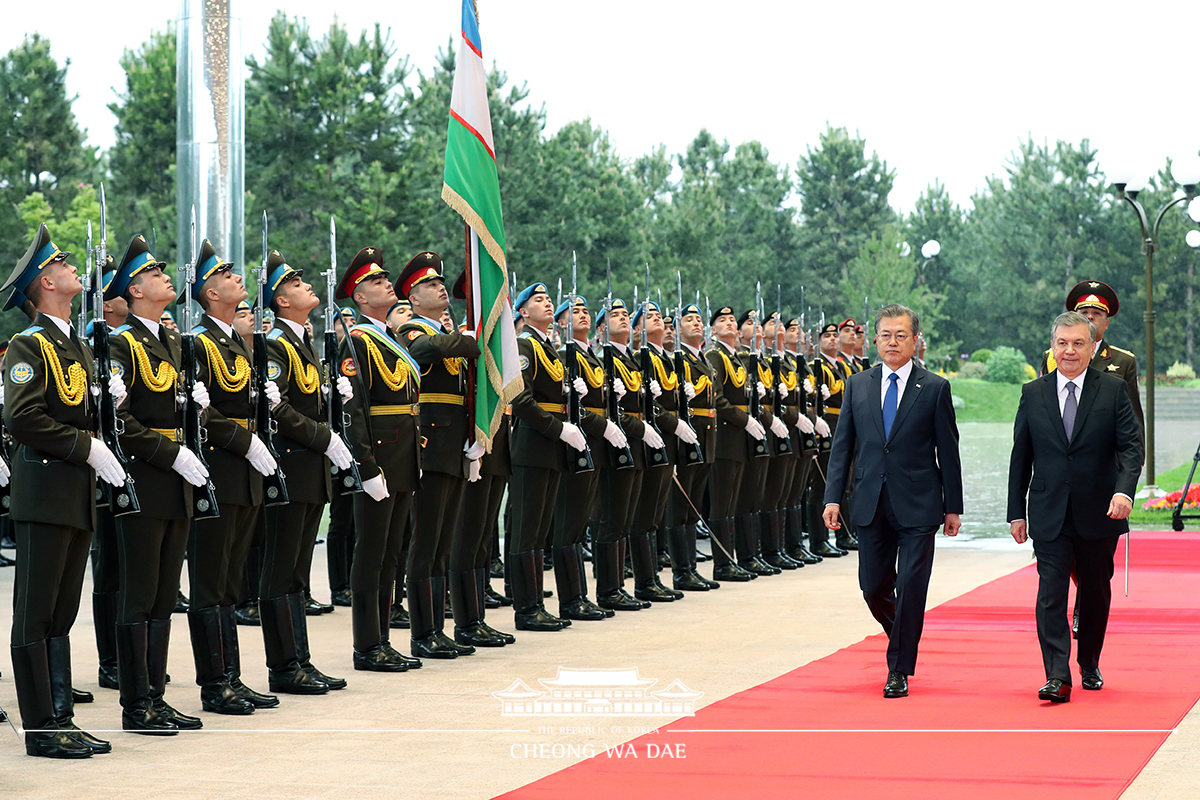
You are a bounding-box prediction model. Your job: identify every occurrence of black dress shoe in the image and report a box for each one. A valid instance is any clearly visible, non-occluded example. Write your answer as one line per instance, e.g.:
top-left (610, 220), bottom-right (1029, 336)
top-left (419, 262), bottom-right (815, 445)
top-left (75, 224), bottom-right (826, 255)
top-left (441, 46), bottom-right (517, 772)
top-left (617, 589), bottom-right (652, 609)
top-left (695, 548), bottom-right (712, 562)
top-left (97, 663), bottom-right (119, 690)
top-left (673, 571), bottom-right (711, 592)
top-left (1038, 678), bottom-right (1071, 703)
top-left (435, 631), bottom-right (475, 655)
top-left (764, 552), bottom-right (800, 570)
top-left (411, 634), bottom-right (459, 659)
top-left (59, 720), bottom-right (115, 750)
top-left (455, 622), bottom-right (508, 647)
top-left (331, 588), bottom-right (352, 607)
top-left (230, 677), bottom-right (279, 708)
top-left (24, 730), bottom-right (92, 759)
top-left (200, 681), bottom-right (255, 714)
top-left (269, 664), bottom-right (330, 694)
top-left (794, 546), bottom-right (823, 564)
top-left (1072, 612), bottom-right (1079, 640)
top-left (657, 551), bottom-right (673, 569)
top-left (305, 595), bottom-right (333, 616)
top-left (883, 670), bottom-right (909, 698)
top-left (834, 538), bottom-right (858, 552)
top-left (389, 603), bottom-right (410, 629)
top-left (653, 576), bottom-right (684, 599)
top-left (560, 597), bottom-right (608, 621)
top-left (72, 687), bottom-right (93, 704)
top-left (712, 563), bottom-right (755, 582)
top-left (234, 605), bottom-right (261, 626)
top-left (479, 622), bottom-right (516, 644)
top-left (353, 645), bottom-right (410, 672)
top-left (380, 643), bottom-right (423, 669)
top-left (485, 585), bottom-right (513, 607)
top-left (596, 591), bottom-right (644, 612)
top-left (582, 597), bottom-right (615, 617)
top-left (489, 557), bottom-right (505, 579)
top-left (153, 698), bottom-right (203, 729)
top-left (635, 583), bottom-right (676, 603)
top-left (809, 541), bottom-right (844, 558)
top-left (738, 558), bottom-right (776, 577)
top-left (483, 590), bottom-right (501, 609)
top-left (174, 590), bottom-right (190, 614)
top-left (302, 662), bottom-right (347, 689)
top-left (515, 606), bottom-right (568, 630)
top-left (1081, 669), bottom-right (1103, 691)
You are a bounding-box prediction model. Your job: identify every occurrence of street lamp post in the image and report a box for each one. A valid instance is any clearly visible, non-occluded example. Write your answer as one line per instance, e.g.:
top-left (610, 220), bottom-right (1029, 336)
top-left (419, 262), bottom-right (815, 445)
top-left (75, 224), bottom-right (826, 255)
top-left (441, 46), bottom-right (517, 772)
top-left (1111, 165), bottom-right (1199, 491)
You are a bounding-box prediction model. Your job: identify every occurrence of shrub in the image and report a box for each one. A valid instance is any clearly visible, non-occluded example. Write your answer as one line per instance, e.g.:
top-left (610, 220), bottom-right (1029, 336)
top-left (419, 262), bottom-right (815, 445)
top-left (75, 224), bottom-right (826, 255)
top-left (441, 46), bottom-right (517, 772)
top-left (986, 346), bottom-right (1027, 384)
top-left (958, 361), bottom-right (989, 380)
top-left (1167, 361), bottom-right (1196, 380)
top-left (1023, 363), bottom-right (1037, 382)
top-left (970, 349), bottom-right (993, 363)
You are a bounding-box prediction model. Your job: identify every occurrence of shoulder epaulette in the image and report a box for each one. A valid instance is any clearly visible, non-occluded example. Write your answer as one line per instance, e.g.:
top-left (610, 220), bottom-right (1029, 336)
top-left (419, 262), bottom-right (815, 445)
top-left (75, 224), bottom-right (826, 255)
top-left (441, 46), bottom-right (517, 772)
top-left (267, 328), bottom-right (284, 340)
top-left (17, 325), bottom-right (43, 337)
top-left (1110, 345), bottom-right (1135, 358)
top-left (112, 324), bottom-right (132, 334)
top-left (519, 331), bottom-right (533, 340)
top-left (192, 326), bottom-right (207, 335)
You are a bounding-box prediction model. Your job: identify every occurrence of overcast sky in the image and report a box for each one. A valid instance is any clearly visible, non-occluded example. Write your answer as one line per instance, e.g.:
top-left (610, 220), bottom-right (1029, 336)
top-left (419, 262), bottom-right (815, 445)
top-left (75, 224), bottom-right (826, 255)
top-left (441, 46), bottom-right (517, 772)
top-left (6, 1), bottom-right (1200, 214)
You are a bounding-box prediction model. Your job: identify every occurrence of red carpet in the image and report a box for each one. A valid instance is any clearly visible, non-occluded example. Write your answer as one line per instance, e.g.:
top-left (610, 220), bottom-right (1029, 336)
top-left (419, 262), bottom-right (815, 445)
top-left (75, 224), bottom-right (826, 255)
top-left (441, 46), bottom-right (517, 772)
top-left (496, 532), bottom-right (1200, 799)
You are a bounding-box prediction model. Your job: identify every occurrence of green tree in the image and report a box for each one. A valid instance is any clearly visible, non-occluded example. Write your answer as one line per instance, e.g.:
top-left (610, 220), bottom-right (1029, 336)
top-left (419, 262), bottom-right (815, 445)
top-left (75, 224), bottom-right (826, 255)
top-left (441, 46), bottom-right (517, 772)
top-left (840, 224), bottom-right (945, 347)
top-left (107, 27), bottom-right (177, 261)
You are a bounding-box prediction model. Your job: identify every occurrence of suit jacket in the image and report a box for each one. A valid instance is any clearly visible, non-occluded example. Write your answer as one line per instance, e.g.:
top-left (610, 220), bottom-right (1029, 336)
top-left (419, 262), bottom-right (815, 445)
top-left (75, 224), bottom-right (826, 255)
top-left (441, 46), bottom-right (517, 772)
top-left (265, 322), bottom-right (332, 504)
top-left (111, 315), bottom-right (192, 519)
top-left (1007, 368), bottom-right (1142, 541)
top-left (194, 315), bottom-right (262, 507)
top-left (824, 363), bottom-right (963, 529)
top-left (3, 313), bottom-right (97, 531)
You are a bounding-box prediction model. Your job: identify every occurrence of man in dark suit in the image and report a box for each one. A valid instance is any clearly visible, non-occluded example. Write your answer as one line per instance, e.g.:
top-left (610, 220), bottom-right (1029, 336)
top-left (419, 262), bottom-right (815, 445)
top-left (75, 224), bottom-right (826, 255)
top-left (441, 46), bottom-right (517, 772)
top-left (823, 304), bottom-right (963, 699)
top-left (1008, 311), bottom-right (1141, 703)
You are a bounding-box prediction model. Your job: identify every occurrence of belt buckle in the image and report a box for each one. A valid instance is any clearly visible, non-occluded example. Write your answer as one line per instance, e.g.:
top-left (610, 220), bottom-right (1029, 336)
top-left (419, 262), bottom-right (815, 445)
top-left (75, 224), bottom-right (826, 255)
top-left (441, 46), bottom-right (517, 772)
top-left (411, 404), bottom-right (420, 415)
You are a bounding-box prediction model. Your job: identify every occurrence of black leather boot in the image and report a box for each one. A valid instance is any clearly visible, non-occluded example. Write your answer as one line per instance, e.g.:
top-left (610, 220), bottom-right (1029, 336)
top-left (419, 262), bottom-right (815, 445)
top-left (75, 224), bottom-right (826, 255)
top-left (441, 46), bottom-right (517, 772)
top-left (711, 517), bottom-right (755, 582)
top-left (786, 505), bottom-right (822, 563)
top-left (593, 540), bottom-right (643, 610)
top-left (668, 525), bottom-right (710, 591)
top-left (432, 576), bottom-right (475, 654)
top-left (409, 579), bottom-right (461, 657)
top-left (762, 510), bottom-right (802, 570)
top-left (451, 571), bottom-right (507, 646)
top-left (46, 635), bottom-right (113, 751)
top-left (737, 514), bottom-right (779, 575)
top-left (473, 568), bottom-right (516, 642)
top-left (147, 618), bottom-right (201, 730)
top-left (11, 641), bottom-right (92, 758)
top-left (554, 545), bottom-right (607, 621)
top-left (351, 590), bottom-right (411, 672)
top-left (287, 592), bottom-right (346, 688)
top-left (687, 524), bottom-right (721, 588)
top-left (93, 592), bottom-right (119, 690)
top-left (511, 550), bottom-right (567, 630)
top-left (648, 530), bottom-right (684, 598)
top-left (219, 606), bottom-right (278, 708)
top-left (632, 532), bottom-right (676, 602)
top-left (261, 596), bottom-right (328, 695)
top-left (188, 607), bottom-right (254, 714)
top-left (571, 543), bottom-right (614, 617)
top-left (379, 587), bottom-right (423, 668)
top-left (116, 623), bottom-right (176, 735)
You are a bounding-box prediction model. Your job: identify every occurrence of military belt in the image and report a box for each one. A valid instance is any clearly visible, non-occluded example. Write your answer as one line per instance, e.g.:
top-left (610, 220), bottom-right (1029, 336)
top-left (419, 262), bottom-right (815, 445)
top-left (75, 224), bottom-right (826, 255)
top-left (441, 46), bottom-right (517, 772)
top-left (537, 402), bottom-right (567, 414)
top-left (230, 418), bottom-right (256, 432)
top-left (583, 406), bottom-right (606, 417)
top-left (370, 404), bottom-right (419, 416)
top-left (690, 407), bottom-right (715, 418)
top-left (150, 427), bottom-right (182, 442)
top-left (420, 393), bottom-right (464, 406)
top-left (824, 407), bottom-right (840, 415)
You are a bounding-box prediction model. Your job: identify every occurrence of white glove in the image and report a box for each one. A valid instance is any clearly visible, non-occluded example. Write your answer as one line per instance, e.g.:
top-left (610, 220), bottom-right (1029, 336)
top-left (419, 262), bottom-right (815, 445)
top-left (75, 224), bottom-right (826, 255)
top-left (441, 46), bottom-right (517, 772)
top-left (337, 375), bottom-right (353, 403)
top-left (683, 381), bottom-right (696, 400)
top-left (245, 435), bottom-right (278, 477)
top-left (642, 425), bottom-right (665, 450)
top-left (325, 435), bottom-right (353, 470)
top-left (363, 474), bottom-right (389, 502)
top-left (87, 439), bottom-right (127, 487)
top-left (602, 420), bottom-right (628, 449)
top-left (265, 380), bottom-right (281, 409)
top-left (464, 440), bottom-right (486, 460)
top-left (613, 378), bottom-right (627, 400)
top-left (804, 377), bottom-right (815, 396)
top-left (468, 459), bottom-right (481, 482)
top-left (558, 422), bottom-right (587, 452)
top-left (674, 419), bottom-right (699, 445)
top-left (650, 379), bottom-right (662, 398)
top-left (0, 456), bottom-right (9, 487)
top-left (171, 447), bottom-right (210, 487)
top-left (769, 416), bottom-right (789, 439)
top-left (109, 373), bottom-right (128, 407)
top-left (192, 381), bottom-right (210, 410)
top-left (572, 376), bottom-right (587, 396)
top-left (0, 383), bottom-right (6, 406)
top-left (820, 385), bottom-right (831, 400)
top-left (815, 418), bottom-right (831, 437)
top-left (756, 381), bottom-right (767, 399)
top-left (744, 417), bottom-right (766, 441)
top-left (777, 382), bottom-right (788, 399)
top-left (795, 415), bottom-right (815, 435)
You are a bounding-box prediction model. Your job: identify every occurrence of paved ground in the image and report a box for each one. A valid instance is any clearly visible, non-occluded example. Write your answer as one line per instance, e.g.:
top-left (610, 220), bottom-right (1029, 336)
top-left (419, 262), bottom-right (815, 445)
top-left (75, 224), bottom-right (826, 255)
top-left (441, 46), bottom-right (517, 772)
top-left (0, 535), bottom-right (1194, 798)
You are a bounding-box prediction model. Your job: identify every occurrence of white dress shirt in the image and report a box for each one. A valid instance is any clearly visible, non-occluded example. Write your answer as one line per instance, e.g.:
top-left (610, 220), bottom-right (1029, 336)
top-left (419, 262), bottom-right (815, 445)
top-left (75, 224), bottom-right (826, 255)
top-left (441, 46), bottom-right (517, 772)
top-left (1056, 369), bottom-right (1086, 420)
top-left (880, 359), bottom-right (914, 409)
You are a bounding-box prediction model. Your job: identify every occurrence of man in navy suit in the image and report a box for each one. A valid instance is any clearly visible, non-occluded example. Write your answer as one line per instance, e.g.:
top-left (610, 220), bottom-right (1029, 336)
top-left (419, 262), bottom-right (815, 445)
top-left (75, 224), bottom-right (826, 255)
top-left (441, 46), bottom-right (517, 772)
top-left (1007, 311), bottom-right (1141, 703)
top-left (823, 304), bottom-right (963, 698)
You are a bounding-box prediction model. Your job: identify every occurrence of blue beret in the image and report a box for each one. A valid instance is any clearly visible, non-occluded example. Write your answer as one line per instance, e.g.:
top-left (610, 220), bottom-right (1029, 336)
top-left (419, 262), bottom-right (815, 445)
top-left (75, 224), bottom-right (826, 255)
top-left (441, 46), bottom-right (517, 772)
top-left (513, 282), bottom-right (549, 311)
top-left (594, 298), bottom-right (627, 329)
top-left (631, 300), bottom-right (661, 327)
top-left (554, 294), bottom-right (588, 321)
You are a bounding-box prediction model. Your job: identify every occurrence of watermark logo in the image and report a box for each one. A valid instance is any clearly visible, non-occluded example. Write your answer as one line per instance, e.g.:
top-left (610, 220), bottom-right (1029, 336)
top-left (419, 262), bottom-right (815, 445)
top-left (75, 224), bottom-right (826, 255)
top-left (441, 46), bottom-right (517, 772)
top-left (493, 666), bottom-right (702, 717)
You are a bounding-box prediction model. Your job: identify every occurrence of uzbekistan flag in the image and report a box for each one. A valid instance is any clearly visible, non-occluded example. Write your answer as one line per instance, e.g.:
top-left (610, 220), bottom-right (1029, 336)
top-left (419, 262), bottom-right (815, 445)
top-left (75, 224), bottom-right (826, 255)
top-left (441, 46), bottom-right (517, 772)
top-left (442, 0), bottom-right (522, 451)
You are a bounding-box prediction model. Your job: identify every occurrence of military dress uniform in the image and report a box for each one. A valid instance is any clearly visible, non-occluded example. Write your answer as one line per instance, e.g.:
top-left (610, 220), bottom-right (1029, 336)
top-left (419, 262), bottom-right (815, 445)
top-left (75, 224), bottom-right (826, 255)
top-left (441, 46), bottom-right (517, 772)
top-left (782, 342), bottom-right (822, 565)
top-left (2, 224), bottom-right (109, 758)
top-left (337, 247), bottom-right (423, 672)
top-left (758, 343), bottom-right (804, 571)
top-left (393, 252), bottom-right (483, 657)
top-left (733, 321), bottom-right (780, 577)
top-left (808, 337), bottom-right (848, 557)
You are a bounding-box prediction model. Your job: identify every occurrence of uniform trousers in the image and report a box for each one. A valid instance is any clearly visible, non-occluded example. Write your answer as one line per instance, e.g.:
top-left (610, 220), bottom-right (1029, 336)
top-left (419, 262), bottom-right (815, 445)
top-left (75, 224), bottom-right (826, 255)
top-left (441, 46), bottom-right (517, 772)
top-left (189, 503), bottom-right (259, 610)
top-left (11, 522), bottom-right (91, 646)
top-left (263, 501), bottom-right (324, 600)
top-left (116, 516), bottom-right (189, 623)
top-left (410, 471), bottom-right (465, 580)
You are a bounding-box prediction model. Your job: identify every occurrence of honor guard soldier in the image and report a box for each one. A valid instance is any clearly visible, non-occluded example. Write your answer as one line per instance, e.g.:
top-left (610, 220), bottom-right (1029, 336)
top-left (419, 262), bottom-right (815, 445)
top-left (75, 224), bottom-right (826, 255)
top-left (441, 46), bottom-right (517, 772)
top-left (337, 246), bottom-right (423, 672)
top-left (2, 224), bottom-right (119, 758)
top-left (808, 322), bottom-right (848, 557)
top-left (551, 293), bottom-right (625, 620)
top-left (758, 313), bottom-right (804, 571)
top-left (831, 318), bottom-right (862, 550)
top-left (705, 306), bottom-right (765, 582)
top-left (185, 239), bottom-right (281, 715)
top-left (258, 251), bottom-right (353, 692)
top-left (782, 318), bottom-right (822, 565)
top-left (855, 323), bottom-right (871, 370)
top-left (630, 301), bottom-right (692, 602)
top-left (393, 252), bottom-right (486, 656)
top-left (508, 283), bottom-right (590, 629)
top-left (106, 236), bottom-right (210, 733)
top-left (665, 302), bottom-right (720, 591)
top-left (326, 306), bottom-right (361, 608)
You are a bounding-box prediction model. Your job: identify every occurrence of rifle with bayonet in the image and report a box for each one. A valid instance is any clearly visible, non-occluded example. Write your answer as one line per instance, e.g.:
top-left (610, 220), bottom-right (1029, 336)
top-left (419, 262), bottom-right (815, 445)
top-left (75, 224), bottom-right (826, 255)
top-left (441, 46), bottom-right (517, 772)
top-left (747, 281), bottom-right (768, 459)
top-left (674, 271), bottom-right (703, 465)
top-left (640, 263), bottom-right (667, 468)
top-left (564, 252), bottom-right (593, 473)
top-left (770, 284), bottom-right (792, 456)
top-left (323, 217), bottom-right (363, 495)
top-left (254, 212), bottom-right (289, 506)
top-left (91, 187), bottom-right (140, 513)
top-left (603, 259), bottom-right (633, 469)
top-left (180, 206), bottom-right (220, 518)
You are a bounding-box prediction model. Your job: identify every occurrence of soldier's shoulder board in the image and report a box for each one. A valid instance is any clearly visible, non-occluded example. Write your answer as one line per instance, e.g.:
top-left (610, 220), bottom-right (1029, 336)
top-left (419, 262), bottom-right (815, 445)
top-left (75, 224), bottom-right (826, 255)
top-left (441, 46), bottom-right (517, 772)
top-left (518, 331), bottom-right (533, 340)
top-left (112, 324), bottom-right (132, 334)
top-left (16, 325), bottom-right (43, 337)
top-left (267, 328), bottom-right (284, 340)
top-left (1109, 345), bottom-right (1135, 359)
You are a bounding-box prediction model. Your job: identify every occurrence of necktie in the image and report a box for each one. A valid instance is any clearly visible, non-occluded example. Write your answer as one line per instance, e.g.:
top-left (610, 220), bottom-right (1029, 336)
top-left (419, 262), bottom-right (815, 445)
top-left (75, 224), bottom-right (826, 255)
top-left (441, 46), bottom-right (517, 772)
top-left (159, 326), bottom-right (171, 349)
top-left (1063, 381), bottom-right (1077, 443)
top-left (883, 373), bottom-right (899, 439)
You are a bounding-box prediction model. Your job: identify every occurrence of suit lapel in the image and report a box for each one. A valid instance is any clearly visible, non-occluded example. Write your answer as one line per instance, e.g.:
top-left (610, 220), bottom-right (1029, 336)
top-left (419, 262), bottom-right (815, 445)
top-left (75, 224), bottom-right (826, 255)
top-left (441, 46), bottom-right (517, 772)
top-left (1041, 372), bottom-right (1069, 449)
top-left (1070, 368), bottom-right (1100, 447)
top-left (868, 366), bottom-right (885, 441)
top-left (886, 365), bottom-right (924, 443)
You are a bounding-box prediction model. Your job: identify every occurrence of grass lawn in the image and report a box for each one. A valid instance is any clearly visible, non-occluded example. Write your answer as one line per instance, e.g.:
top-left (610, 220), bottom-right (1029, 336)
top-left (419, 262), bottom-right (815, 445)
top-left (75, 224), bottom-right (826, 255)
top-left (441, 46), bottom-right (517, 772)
top-left (947, 377), bottom-right (1022, 423)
